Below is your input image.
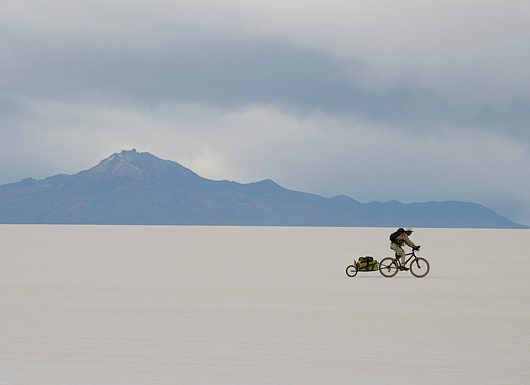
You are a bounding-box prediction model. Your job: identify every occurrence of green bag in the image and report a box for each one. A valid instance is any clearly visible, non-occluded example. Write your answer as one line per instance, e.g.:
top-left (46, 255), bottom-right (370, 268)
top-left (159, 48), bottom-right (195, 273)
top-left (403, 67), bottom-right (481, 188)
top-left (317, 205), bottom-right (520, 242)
top-left (357, 256), bottom-right (378, 271)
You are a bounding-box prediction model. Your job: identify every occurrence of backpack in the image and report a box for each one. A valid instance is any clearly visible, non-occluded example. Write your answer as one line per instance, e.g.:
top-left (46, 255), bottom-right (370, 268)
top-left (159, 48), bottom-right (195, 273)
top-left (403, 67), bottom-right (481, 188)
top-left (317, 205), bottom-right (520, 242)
top-left (390, 228), bottom-right (405, 243)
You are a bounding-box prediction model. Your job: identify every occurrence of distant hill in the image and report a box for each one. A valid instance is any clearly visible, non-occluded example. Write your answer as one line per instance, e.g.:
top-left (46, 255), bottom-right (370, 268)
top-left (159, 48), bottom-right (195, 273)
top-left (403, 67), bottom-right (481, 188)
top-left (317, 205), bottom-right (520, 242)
top-left (0, 149), bottom-right (527, 228)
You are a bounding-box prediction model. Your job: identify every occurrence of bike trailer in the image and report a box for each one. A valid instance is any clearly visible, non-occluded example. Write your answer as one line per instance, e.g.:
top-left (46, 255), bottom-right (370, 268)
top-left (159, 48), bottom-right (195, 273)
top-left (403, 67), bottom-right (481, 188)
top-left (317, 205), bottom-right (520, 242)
top-left (346, 256), bottom-right (379, 277)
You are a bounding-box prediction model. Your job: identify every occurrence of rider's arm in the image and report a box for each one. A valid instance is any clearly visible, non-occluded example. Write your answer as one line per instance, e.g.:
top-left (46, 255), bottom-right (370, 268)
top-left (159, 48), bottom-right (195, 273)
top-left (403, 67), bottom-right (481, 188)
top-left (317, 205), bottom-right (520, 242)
top-left (402, 234), bottom-right (416, 249)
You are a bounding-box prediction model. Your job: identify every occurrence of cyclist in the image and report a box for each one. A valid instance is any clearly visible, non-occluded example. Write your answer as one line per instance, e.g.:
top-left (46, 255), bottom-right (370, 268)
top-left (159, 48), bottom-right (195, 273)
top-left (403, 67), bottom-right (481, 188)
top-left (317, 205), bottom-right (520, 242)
top-left (390, 228), bottom-right (420, 271)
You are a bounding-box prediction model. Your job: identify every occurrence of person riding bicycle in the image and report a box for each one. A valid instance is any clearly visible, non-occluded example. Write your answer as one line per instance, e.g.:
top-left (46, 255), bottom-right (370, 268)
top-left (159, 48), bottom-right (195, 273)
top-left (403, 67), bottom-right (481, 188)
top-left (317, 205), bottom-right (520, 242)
top-left (390, 228), bottom-right (420, 271)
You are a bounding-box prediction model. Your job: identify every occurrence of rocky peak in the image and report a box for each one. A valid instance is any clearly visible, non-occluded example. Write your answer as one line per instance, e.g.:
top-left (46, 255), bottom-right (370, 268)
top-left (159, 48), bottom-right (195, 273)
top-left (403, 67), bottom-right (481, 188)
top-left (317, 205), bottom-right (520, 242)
top-left (77, 149), bottom-right (200, 183)
top-left (79, 149), bottom-right (151, 182)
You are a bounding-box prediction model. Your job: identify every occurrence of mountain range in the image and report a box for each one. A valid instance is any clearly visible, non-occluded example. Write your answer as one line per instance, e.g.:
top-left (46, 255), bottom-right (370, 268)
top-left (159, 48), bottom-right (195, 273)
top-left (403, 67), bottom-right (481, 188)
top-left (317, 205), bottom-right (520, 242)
top-left (0, 149), bottom-right (526, 228)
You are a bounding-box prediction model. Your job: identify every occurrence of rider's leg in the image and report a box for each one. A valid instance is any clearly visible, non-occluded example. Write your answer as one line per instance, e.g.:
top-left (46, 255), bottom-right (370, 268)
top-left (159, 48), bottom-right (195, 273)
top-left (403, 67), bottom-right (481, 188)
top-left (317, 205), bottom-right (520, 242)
top-left (390, 242), bottom-right (405, 265)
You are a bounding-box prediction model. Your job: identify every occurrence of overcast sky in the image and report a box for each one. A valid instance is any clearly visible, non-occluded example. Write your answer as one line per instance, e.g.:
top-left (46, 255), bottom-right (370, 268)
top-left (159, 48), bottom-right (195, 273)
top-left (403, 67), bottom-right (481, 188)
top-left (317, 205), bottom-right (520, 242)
top-left (1, 0), bottom-right (530, 225)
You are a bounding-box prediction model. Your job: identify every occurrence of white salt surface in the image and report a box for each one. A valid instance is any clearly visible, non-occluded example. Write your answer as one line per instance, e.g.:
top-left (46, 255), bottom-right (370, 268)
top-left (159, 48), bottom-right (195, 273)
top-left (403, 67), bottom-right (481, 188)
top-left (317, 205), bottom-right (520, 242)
top-left (0, 225), bottom-right (529, 384)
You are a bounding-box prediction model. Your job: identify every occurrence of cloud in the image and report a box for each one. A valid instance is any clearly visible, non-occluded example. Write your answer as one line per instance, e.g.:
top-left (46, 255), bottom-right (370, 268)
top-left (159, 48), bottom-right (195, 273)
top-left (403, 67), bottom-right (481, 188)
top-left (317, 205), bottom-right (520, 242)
top-left (3, 36), bottom-right (530, 149)
top-left (4, 1), bottom-right (530, 97)
top-left (2, 1), bottom-right (530, 142)
top-left (217, 1), bottom-right (530, 99)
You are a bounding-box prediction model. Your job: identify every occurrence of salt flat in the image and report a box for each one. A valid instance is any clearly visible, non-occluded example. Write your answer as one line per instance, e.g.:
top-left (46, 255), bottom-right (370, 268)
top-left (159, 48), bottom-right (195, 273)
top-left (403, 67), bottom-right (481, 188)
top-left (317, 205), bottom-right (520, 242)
top-left (0, 225), bottom-right (528, 384)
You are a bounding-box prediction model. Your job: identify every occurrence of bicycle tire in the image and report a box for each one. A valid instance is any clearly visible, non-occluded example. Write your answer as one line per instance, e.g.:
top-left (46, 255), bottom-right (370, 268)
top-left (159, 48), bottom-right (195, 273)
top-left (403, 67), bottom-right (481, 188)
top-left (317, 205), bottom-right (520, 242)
top-left (379, 257), bottom-right (399, 278)
top-left (346, 264), bottom-right (358, 277)
top-left (410, 257), bottom-right (430, 278)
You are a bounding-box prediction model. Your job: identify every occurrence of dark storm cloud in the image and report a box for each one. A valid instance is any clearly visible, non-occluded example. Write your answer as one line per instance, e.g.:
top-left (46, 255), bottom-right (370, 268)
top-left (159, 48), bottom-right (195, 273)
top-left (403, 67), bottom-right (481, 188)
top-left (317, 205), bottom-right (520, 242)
top-left (4, 37), bottom-right (530, 145)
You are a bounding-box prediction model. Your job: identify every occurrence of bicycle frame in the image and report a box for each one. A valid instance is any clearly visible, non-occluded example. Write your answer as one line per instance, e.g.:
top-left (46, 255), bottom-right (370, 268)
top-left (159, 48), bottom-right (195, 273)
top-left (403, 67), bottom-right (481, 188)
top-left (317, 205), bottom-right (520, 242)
top-left (395, 249), bottom-right (420, 266)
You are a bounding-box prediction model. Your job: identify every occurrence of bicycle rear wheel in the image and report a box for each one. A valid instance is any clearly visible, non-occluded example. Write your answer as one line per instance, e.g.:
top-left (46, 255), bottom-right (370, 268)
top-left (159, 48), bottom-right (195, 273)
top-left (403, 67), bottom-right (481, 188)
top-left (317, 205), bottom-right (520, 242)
top-left (346, 264), bottom-right (358, 277)
top-left (410, 257), bottom-right (430, 278)
top-left (379, 257), bottom-right (399, 278)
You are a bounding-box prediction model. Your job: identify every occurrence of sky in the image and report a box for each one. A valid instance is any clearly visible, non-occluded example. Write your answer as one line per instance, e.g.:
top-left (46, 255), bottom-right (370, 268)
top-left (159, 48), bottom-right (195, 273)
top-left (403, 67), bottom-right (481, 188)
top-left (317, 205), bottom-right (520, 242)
top-left (1, 0), bottom-right (530, 225)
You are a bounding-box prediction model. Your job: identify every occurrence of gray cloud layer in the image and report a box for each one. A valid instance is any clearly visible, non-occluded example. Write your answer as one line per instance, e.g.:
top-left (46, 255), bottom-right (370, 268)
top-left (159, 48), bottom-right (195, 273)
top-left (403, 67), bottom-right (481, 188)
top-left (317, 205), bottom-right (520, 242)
top-left (1, 1), bottom-right (530, 224)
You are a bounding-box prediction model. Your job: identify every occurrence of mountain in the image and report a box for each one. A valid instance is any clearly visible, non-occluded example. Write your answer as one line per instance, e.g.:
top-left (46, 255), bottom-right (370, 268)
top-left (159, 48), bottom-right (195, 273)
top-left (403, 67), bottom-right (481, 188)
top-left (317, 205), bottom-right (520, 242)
top-left (0, 149), bottom-right (527, 228)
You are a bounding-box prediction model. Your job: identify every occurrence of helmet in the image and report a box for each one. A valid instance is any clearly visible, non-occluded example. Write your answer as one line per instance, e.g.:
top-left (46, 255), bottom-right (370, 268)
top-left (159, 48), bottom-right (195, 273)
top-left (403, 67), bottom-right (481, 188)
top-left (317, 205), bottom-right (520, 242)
top-left (405, 228), bottom-right (413, 233)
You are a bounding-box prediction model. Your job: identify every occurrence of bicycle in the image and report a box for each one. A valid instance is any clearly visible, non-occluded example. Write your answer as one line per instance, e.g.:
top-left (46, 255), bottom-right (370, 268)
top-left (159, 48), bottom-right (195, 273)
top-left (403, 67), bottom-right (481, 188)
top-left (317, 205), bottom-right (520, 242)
top-left (378, 249), bottom-right (430, 278)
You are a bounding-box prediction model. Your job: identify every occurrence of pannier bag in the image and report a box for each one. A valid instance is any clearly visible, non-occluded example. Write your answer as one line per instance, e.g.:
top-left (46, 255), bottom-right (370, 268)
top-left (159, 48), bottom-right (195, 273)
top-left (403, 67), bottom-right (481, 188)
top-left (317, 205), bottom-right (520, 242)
top-left (357, 256), bottom-right (378, 271)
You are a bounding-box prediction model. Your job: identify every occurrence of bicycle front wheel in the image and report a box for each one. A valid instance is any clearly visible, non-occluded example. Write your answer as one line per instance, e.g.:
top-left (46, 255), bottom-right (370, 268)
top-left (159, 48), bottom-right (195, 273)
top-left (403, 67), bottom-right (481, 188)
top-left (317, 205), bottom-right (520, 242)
top-left (410, 257), bottom-right (430, 278)
top-left (346, 264), bottom-right (358, 277)
top-left (379, 257), bottom-right (399, 278)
